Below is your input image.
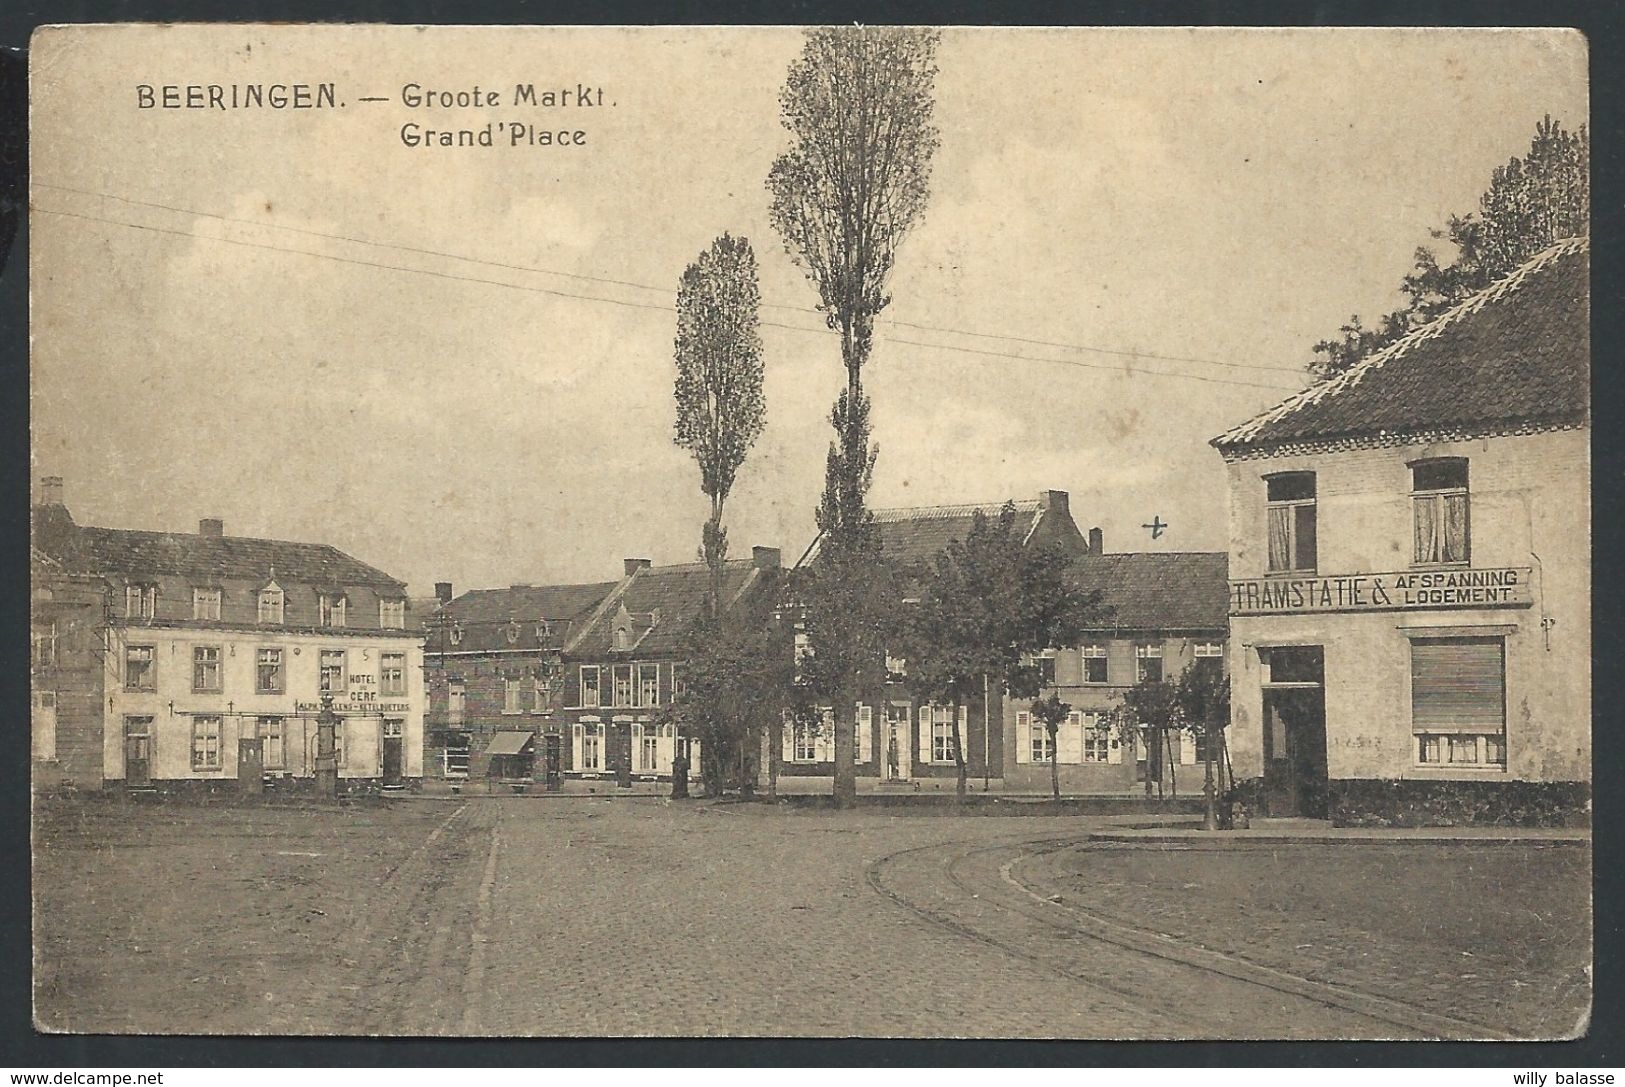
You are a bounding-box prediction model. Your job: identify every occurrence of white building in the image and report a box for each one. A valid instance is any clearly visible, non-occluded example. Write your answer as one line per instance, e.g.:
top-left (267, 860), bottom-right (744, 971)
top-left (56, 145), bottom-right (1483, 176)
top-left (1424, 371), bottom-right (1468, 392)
top-left (1210, 238), bottom-right (1589, 825)
top-left (32, 484), bottom-right (425, 792)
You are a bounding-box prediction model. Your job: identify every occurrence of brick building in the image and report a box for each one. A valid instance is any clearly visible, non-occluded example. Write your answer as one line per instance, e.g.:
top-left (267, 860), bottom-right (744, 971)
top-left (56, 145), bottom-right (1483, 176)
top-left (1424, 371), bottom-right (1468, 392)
top-left (424, 549), bottom-right (783, 788)
top-left (1211, 238), bottom-right (1589, 825)
top-left (1003, 545), bottom-right (1228, 794)
top-left (31, 522), bottom-right (109, 791)
top-left (782, 490), bottom-right (1092, 788)
top-left (31, 479), bottom-right (425, 793)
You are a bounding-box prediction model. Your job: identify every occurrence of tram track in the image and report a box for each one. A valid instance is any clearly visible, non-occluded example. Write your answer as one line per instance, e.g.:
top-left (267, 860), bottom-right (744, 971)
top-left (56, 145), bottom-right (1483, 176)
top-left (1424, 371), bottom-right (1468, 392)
top-left (866, 832), bottom-right (1513, 1041)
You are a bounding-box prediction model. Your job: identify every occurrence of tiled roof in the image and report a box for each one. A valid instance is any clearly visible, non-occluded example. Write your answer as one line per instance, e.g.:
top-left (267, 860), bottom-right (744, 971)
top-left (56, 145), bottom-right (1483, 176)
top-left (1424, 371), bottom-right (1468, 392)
top-left (1069, 552), bottom-right (1230, 633)
top-left (435, 582), bottom-right (618, 653)
top-left (800, 499), bottom-right (1049, 568)
top-left (1213, 238), bottom-right (1589, 455)
top-left (70, 525), bottom-right (406, 590)
top-left (571, 560), bottom-right (770, 657)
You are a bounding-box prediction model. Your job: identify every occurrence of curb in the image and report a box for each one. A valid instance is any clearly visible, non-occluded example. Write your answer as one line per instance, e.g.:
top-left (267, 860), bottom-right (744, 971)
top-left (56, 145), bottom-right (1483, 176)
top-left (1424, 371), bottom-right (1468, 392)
top-left (1083, 830), bottom-right (1590, 847)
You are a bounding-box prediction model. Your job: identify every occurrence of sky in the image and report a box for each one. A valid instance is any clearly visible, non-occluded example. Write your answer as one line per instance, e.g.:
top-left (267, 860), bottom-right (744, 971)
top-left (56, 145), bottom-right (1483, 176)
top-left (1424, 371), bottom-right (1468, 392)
top-left (29, 25), bottom-right (1587, 595)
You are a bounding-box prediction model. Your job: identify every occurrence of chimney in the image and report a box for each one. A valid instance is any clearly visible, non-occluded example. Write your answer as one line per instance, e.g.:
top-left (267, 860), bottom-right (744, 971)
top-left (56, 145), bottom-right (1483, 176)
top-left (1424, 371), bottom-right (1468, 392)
top-left (1088, 526), bottom-right (1104, 554)
top-left (752, 546), bottom-right (782, 570)
top-left (1039, 489), bottom-right (1069, 515)
top-left (37, 476), bottom-right (64, 508)
top-left (199, 518), bottom-right (224, 538)
top-left (434, 581), bottom-right (453, 604)
top-left (624, 558), bottom-right (652, 576)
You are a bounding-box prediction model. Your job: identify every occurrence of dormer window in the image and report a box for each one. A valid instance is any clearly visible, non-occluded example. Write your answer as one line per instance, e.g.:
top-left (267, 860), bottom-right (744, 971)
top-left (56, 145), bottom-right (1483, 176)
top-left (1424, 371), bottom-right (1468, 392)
top-left (612, 627), bottom-right (631, 650)
top-left (318, 593), bottom-right (347, 628)
top-left (1411, 458), bottom-right (1470, 566)
top-left (379, 598), bottom-right (406, 629)
top-left (449, 623), bottom-right (464, 646)
top-left (125, 584), bottom-right (157, 619)
top-left (506, 621), bottom-right (521, 645)
top-left (257, 583), bottom-right (285, 624)
top-left (192, 587), bottom-right (222, 621)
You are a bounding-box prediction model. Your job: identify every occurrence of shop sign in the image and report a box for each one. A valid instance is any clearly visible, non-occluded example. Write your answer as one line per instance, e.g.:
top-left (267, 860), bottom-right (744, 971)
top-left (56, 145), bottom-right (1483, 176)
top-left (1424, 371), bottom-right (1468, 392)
top-left (1230, 567), bottom-right (1532, 616)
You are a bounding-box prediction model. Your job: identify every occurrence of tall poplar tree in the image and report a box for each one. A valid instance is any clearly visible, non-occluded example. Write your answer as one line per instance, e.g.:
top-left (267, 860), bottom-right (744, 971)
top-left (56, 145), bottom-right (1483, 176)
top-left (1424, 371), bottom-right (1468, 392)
top-left (768, 26), bottom-right (942, 807)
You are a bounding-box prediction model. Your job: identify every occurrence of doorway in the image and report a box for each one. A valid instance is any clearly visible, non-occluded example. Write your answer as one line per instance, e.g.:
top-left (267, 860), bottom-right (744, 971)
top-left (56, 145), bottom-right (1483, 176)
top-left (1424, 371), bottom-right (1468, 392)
top-left (124, 716), bottom-right (153, 787)
top-left (884, 702), bottom-right (912, 781)
top-left (382, 718), bottom-right (405, 787)
top-left (237, 736), bottom-right (264, 794)
top-left (608, 721), bottom-right (633, 787)
top-left (1260, 646), bottom-right (1328, 818)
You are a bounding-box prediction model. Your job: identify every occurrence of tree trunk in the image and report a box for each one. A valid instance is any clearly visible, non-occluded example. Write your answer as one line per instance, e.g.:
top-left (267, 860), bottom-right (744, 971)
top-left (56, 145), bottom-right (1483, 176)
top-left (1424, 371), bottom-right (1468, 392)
top-left (1202, 730), bottom-right (1218, 832)
top-left (952, 700), bottom-right (968, 803)
top-left (768, 711), bottom-right (781, 800)
top-left (1166, 730), bottom-right (1177, 798)
top-left (1049, 725), bottom-right (1060, 801)
top-left (833, 692), bottom-right (857, 809)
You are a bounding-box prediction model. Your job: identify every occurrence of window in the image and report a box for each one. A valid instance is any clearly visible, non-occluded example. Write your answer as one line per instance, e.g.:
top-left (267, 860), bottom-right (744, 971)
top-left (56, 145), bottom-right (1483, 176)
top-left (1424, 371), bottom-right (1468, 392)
top-left (318, 594), bottom-right (347, 628)
top-left (638, 729), bottom-right (660, 773)
top-left (928, 705), bottom-right (958, 764)
top-left (1265, 472), bottom-right (1317, 574)
top-left (379, 599), bottom-right (406, 629)
top-left (259, 716), bottom-right (285, 769)
top-left (31, 621), bottom-right (57, 669)
top-left (1029, 714), bottom-right (1053, 763)
top-left (1081, 644), bottom-right (1108, 684)
top-left (612, 665), bottom-right (634, 707)
top-left (192, 588), bottom-right (222, 621)
top-left (380, 652), bottom-right (406, 696)
top-left (1035, 650), bottom-right (1057, 685)
top-left (192, 646), bottom-right (222, 692)
top-left (885, 653), bottom-right (908, 681)
top-left (125, 645), bottom-right (155, 691)
top-left (253, 648), bottom-right (283, 693)
top-left (1194, 641), bottom-right (1224, 678)
top-left (670, 665), bottom-right (684, 701)
top-left (1081, 712), bottom-right (1111, 763)
top-left (332, 720), bottom-right (347, 768)
top-left (449, 681), bottom-right (466, 724)
top-left (580, 666), bottom-right (601, 707)
top-left (612, 627), bottom-right (631, 650)
top-left (638, 663), bottom-right (661, 707)
top-left (1412, 637), bottom-right (1506, 768)
top-left (1136, 644), bottom-right (1164, 684)
top-left (580, 722), bottom-right (603, 771)
top-left (792, 720), bottom-right (819, 762)
top-left (319, 649), bottom-right (347, 694)
top-left (257, 584), bottom-right (285, 624)
top-left (191, 715), bottom-right (222, 771)
top-left (503, 677), bottom-right (522, 714)
top-left (125, 584), bottom-right (156, 619)
top-left (532, 676), bottom-right (552, 714)
top-left (1412, 459), bottom-right (1470, 565)
top-left (383, 718), bottom-right (404, 738)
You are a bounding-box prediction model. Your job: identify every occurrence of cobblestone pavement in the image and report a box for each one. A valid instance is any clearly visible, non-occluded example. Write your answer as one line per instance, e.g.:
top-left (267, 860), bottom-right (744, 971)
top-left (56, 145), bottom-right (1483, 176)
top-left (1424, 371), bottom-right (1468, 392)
top-left (40, 798), bottom-right (1570, 1039)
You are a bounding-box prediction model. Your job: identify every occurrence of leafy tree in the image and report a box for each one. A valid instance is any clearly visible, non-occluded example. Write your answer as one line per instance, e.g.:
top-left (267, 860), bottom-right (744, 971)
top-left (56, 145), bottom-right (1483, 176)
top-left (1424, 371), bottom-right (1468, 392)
top-left (673, 233), bottom-right (766, 615)
top-left (768, 27), bottom-right (941, 807)
top-left (1109, 677), bottom-right (1183, 800)
top-left (1175, 660), bottom-right (1230, 829)
top-left (899, 504), bottom-right (1103, 802)
top-left (1029, 691), bottom-right (1073, 801)
top-left (1311, 116), bottom-right (1588, 379)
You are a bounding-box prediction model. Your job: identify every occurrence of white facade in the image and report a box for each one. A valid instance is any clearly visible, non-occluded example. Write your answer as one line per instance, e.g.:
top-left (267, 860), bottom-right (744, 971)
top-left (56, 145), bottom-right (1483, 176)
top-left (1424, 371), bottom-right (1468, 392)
top-left (106, 624), bottom-right (426, 784)
top-left (1224, 427), bottom-right (1589, 794)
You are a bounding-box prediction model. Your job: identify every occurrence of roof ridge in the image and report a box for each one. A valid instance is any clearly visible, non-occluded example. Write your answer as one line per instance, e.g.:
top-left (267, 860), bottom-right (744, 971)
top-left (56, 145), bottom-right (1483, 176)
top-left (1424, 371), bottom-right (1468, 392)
top-left (1213, 236), bottom-right (1588, 449)
top-left (872, 499), bottom-right (1040, 521)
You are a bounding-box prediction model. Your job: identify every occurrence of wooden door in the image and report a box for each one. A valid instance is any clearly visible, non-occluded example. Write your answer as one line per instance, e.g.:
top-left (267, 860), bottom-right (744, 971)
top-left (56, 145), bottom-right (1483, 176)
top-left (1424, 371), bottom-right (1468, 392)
top-left (382, 718), bottom-right (404, 786)
top-left (238, 737), bottom-right (264, 794)
top-left (124, 716), bottom-right (152, 787)
top-left (885, 703), bottom-right (911, 780)
top-left (608, 722), bottom-right (633, 785)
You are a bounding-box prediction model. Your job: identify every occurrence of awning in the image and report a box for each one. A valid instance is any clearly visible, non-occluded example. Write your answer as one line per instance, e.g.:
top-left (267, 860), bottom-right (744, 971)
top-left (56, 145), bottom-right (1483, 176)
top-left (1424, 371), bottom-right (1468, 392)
top-left (486, 731), bottom-right (535, 757)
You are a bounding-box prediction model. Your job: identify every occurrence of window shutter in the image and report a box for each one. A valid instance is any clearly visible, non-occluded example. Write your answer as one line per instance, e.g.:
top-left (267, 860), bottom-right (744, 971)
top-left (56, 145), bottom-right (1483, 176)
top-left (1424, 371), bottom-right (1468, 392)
top-left (1015, 711), bottom-right (1031, 764)
top-left (782, 713), bottom-right (796, 763)
top-left (817, 708), bottom-right (835, 763)
top-left (1411, 638), bottom-right (1505, 734)
top-left (571, 723), bottom-right (583, 771)
top-left (919, 705), bottom-right (932, 763)
top-left (1107, 727), bottom-right (1123, 765)
top-left (1058, 711), bottom-right (1082, 765)
top-left (856, 704), bottom-right (873, 764)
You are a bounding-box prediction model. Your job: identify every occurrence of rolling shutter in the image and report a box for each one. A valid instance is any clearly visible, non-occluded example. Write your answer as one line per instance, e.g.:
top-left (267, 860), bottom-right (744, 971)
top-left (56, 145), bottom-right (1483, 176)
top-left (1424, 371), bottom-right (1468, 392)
top-left (1411, 638), bottom-right (1505, 733)
top-left (1014, 711), bottom-right (1031, 764)
top-left (919, 705), bottom-right (932, 764)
